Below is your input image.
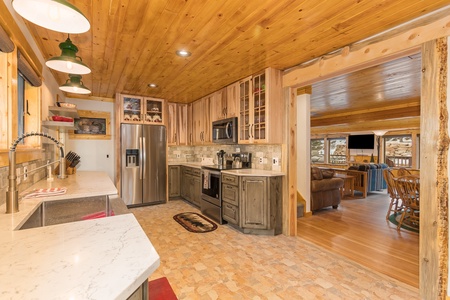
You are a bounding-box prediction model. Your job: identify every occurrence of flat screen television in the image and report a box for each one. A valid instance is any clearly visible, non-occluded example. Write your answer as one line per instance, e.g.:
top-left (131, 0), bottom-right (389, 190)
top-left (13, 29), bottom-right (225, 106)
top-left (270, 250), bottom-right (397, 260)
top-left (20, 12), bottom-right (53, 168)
top-left (348, 134), bottom-right (375, 149)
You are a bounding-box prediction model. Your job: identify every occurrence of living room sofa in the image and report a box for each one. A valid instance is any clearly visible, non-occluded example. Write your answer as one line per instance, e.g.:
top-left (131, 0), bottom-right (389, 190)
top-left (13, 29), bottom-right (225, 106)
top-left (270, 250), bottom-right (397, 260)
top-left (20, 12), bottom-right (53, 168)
top-left (311, 167), bottom-right (344, 211)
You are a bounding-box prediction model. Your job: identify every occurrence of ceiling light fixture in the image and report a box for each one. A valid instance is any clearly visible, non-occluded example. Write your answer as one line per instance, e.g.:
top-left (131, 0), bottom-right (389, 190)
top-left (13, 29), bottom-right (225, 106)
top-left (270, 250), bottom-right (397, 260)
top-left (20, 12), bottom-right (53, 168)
top-left (12, 0), bottom-right (90, 34)
top-left (59, 74), bottom-right (91, 94)
top-left (176, 49), bottom-right (191, 57)
top-left (45, 36), bottom-right (91, 74)
top-left (148, 83), bottom-right (158, 88)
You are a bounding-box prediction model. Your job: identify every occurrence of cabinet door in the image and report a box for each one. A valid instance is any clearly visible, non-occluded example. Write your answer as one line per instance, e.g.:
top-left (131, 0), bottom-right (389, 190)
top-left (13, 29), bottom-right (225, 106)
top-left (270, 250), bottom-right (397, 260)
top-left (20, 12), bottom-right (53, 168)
top-left (252, 72), bottom-right (266, 141)
top-left (180, 167), bottom-right (189, 200)
top-left (226, 82), bottom-right (239, 118)
top-left (167, 103), bottom-right (178, 145)
top-left (241, 177), bottom-right (268, 229)
top-left (144, 97), bottom-right (164, 124)
top-left (238, 77), bottom-right (252, 143)
top-left (192, 97), bottom-right (211, 145)
top-left (192, 175), bottom-right (202, 207)
top-left (168, 166), bottom-right (180, 198)
top-left (177, 104), bottom-right (189, 145)
top-left (120, 94), bottom-right (144, 123)
top-left (210, 88), bottom-right (227, 121)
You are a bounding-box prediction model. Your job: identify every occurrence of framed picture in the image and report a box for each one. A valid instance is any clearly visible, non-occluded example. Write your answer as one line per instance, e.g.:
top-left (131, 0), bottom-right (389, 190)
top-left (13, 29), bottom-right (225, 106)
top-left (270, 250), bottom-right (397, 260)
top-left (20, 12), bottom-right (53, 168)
top-left (69, 110), bottom-right (111, 140)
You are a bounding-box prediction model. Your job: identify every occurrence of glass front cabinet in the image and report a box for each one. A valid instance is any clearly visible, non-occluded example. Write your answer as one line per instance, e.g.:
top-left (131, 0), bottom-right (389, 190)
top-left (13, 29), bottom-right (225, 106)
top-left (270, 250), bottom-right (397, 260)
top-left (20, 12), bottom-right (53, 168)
top-left (239, 68), bottom-right (283, 144)
top-left (120, 94), bottom-right (165, 124)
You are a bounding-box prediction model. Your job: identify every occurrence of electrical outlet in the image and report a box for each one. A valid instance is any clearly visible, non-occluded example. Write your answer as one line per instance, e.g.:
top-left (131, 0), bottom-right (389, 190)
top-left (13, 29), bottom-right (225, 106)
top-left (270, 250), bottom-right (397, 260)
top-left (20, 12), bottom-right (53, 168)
top-left (23, 166), bottom-right (28, 181)
top-left (176, 154), bottom-right (180, 158)
top-left (272, 157), bottom-right (279, 166)
top-left (259, 157), bottom-right (263, 164)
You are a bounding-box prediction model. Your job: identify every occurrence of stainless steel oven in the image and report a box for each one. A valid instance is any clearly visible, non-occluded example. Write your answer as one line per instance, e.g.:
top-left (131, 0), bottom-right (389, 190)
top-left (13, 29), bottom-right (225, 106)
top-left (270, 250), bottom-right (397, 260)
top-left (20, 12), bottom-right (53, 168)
top-left (200, 169), bottom-right (223, 224)
top-left (200, 152), bottom-right (252, 225)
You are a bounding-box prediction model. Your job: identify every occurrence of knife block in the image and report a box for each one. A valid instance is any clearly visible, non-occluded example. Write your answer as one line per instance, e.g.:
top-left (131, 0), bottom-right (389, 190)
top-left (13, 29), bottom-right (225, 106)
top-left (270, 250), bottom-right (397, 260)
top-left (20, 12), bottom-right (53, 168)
top-left (53, 164), bottom-right (77, 175)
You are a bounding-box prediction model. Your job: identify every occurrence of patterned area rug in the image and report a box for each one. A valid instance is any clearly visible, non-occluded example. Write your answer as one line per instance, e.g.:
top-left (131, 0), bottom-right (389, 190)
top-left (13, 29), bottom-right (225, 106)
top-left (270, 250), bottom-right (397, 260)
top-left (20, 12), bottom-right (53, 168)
top-left (388, 213), bottom-right (419, 233)
top-left (173, 212), bottom-right (217, 233)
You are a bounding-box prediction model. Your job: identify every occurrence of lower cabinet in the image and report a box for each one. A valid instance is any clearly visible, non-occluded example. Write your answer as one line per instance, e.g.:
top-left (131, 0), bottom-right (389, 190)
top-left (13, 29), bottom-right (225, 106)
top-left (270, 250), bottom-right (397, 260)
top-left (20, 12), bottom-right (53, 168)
top-left (180, 166), bottom-right (201, 207)
top-left (222, 174), bottom-right (282, 235)
top-left (168, 166), bottom-right (180, 198)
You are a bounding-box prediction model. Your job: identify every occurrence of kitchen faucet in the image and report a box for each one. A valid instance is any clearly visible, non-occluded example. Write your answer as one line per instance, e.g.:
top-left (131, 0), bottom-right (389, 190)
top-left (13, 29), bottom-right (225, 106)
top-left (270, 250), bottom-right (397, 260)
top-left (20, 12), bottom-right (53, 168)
top-left (6, 132), bottom-right (66, 214)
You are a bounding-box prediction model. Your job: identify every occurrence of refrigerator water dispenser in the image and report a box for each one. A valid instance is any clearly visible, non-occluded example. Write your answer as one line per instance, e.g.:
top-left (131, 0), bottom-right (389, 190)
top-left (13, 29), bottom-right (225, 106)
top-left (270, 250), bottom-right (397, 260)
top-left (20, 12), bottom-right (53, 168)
top-left (125, 149), bottom-right (139, 167)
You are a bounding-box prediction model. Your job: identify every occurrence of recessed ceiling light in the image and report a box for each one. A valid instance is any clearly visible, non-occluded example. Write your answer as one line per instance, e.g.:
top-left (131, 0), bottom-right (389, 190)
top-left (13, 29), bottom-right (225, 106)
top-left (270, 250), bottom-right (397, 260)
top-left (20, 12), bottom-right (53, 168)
top-left (148, 83), bottom-right (158, 88)
top-left (176, 50), bottom-right (191, 57)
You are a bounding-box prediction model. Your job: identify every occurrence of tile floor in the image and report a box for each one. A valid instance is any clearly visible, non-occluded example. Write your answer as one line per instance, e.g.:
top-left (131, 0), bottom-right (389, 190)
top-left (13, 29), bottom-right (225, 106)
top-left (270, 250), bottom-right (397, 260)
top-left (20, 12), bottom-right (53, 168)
top-left (132, 200), bottom-right (420, 299)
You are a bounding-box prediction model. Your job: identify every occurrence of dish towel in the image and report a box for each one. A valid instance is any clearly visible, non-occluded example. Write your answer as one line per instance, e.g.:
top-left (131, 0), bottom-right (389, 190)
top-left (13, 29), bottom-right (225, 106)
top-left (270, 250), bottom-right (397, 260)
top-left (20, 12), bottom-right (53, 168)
top-left (23, 187), bottom-right (67, 199)
top-left (203, 170), bottom-right (210, 189)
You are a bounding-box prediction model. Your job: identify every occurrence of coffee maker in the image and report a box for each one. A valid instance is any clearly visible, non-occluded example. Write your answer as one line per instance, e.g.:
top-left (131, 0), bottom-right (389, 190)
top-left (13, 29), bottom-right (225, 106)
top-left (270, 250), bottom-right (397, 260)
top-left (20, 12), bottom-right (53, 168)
top-left (216, 150), bottom-right (226, 167)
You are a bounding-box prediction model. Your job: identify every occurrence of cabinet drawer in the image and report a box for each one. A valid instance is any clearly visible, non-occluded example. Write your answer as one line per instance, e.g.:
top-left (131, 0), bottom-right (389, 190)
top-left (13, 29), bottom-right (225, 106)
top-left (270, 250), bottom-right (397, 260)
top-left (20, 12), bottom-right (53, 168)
top-left (222, 174), bottom-right (238, 186)
top-left (222, 183), bottom-right (239, 206)
top-left (191, 168), bottom-right (202, 178)
top-left (222, 201), bottom-right (239, 225)
top-left (181, 166), bottom-right (192, 176)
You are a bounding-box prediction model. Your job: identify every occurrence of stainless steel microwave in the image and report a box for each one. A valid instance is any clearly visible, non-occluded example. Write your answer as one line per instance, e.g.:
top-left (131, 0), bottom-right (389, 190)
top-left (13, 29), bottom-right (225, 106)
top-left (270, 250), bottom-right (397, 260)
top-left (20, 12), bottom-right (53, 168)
top-left (212, 117), bottom-right (238, 144)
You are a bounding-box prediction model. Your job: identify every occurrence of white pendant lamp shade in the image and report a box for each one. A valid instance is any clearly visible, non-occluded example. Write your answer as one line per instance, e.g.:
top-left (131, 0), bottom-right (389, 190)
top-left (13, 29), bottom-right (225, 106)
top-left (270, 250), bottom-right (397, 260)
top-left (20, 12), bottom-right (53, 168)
top-left (12, 0), bottom-right (90, 34)
top-left (45, 37), bottom-right (91, 74)
top-left (59, 74), bottom-right (91, 94)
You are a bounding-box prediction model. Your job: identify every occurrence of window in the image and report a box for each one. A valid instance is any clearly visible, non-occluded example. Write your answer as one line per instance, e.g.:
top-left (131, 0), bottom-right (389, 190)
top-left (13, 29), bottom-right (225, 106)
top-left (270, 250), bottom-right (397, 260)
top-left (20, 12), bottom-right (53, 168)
top-left (311, 139), bottom-right (325, 163)
top-left (329, 138), bottom-right (347, 164)
top-left (384, 135), bottom-right (412, 167)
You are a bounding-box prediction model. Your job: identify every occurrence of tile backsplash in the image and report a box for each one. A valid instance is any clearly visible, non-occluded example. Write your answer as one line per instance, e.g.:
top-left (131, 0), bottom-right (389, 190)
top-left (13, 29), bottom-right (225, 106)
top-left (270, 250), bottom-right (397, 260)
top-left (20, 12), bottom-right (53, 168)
top-left (0, 144), bottom-right (55, 207)
top-left (168, 144), bottom-right (283, 171)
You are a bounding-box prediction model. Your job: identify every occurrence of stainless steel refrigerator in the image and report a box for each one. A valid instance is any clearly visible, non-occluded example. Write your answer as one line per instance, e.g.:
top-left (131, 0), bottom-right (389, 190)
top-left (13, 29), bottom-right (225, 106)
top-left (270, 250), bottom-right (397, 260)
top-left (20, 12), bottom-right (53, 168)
top-left (121, 124), bottom-right (167, 206)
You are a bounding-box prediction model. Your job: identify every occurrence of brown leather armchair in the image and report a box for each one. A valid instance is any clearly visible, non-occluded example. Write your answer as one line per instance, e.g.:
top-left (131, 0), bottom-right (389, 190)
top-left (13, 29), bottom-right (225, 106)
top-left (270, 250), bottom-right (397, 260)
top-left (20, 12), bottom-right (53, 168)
top-left (311, 167), bottom-right (344, 211)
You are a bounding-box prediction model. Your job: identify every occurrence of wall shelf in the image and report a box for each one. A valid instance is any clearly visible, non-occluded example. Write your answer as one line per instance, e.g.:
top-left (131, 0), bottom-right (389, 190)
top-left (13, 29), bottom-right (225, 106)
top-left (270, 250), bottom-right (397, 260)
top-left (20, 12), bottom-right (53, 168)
top-left (42, 121), bottom-right (75, 129)
top-left (48, 106), bottom-right (79, 119)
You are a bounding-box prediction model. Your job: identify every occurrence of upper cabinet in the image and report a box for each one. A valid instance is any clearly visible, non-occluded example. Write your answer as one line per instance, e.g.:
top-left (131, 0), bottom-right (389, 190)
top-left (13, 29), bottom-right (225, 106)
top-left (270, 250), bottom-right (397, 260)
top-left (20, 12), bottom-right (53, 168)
top-left (192, 96), bottom-right (211, 145)
top-left (238, 68), bottom-right (283, 144)
top-left (167, 102), bottom-right (190, 146)
top-left (119, 94), bottom-right (165, 124)
top-left (210, 85), bottom-right (239, 122)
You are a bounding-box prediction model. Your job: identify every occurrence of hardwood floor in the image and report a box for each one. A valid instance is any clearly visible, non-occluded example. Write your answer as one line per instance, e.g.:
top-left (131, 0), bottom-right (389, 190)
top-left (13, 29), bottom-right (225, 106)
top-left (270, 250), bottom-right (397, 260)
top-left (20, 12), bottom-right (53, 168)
top-left (297, 191), bottom-right (419, 288)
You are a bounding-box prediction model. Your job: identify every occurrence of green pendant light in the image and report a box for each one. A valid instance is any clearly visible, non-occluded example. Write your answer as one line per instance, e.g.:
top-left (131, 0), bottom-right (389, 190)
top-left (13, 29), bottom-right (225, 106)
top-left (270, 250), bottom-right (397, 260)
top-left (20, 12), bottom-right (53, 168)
top-left (46, 37), bottom-right (91, 74)
top-left (12, 0), bottom-right (90, 34)
top-left (59, 74), bottom-right (91, 94)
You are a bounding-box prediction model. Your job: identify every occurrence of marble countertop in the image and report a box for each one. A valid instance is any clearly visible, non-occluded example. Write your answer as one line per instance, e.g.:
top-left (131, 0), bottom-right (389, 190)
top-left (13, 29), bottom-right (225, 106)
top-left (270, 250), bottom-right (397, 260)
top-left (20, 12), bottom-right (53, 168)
top-left (0, 171), bottom-right (160, 299)
top-left (221, 169), bottom-right (285, 176)
top-left (168, 161), bottom-right (203, 168)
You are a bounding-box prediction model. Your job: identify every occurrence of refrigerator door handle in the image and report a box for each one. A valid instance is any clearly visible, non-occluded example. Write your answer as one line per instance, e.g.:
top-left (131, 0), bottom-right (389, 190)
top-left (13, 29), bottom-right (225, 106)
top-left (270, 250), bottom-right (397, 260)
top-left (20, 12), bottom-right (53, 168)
top-left (142, 137), bottom-right (147, 179)
top-left (139, 137), bottom-right (143, 180)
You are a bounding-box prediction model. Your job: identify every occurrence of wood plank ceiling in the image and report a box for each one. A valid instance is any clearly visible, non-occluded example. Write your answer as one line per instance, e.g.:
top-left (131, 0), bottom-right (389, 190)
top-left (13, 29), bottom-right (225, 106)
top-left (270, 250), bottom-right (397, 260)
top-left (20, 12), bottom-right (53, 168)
top-left (24, 0), bottom-right (449, 104)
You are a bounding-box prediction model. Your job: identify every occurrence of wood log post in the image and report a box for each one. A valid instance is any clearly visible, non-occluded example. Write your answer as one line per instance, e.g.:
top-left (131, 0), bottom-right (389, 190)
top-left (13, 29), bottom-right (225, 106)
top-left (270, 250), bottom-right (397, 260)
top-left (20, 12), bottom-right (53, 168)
top-left (420, 37), bottom-right (449, 300)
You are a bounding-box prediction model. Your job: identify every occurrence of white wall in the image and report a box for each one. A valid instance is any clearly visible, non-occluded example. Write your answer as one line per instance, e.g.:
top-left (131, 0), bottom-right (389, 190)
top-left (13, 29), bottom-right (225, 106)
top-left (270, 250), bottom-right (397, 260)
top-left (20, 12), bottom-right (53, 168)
top-left (64, 98), bottom-right (116, 181)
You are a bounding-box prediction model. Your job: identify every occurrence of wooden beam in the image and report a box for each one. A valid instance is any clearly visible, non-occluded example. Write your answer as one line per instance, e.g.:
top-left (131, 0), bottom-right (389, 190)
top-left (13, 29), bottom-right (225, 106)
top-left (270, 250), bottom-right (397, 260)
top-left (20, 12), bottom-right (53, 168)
top-left (310, 117), bottom-right (420, 135)
top-left (311, 104), bottom-right (420, 127)
top-left (420, 37), bottom-right (449, 300)
top-left (283, 12), bottom-right (450, 88)
top-left (66, 95), bottom-right (115, 103)
top-left (0, 1), bottom-right (42, 78)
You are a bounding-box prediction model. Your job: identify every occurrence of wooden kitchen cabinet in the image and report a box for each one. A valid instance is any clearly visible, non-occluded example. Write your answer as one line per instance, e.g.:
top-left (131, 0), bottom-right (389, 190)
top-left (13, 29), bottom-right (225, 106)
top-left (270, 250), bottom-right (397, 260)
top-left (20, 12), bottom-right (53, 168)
top-left (210, 85), bottom-right (239, 122)
top-left (192, 96), bottom-right (211, 145)
top-left (167, 102), bottom-right (190, 146)
top-left (180, 166), bottom-right (201, 207)
top-left (241, 177), bottom-right (268, 230)
top-left (238, 68), bottom-right (284, 144)
top-left (119, 94), bottom-right (165, 124)
top-left (168, 165), bottom-right (180, 198)
top-left (222, 173), bottom-right (282, 235)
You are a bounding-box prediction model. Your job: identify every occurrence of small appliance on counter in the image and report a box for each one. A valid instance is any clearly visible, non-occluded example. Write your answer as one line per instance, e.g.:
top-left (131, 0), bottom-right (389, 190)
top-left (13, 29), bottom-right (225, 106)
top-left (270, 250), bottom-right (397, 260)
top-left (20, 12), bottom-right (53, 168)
top-left (200, 152), bottom-right (252, 225)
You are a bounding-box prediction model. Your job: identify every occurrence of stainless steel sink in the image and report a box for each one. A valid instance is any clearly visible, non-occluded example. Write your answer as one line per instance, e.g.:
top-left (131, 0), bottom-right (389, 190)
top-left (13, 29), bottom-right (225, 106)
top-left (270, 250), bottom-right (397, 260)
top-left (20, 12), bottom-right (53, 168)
top-left (18, 195), bottom-right (129, 230)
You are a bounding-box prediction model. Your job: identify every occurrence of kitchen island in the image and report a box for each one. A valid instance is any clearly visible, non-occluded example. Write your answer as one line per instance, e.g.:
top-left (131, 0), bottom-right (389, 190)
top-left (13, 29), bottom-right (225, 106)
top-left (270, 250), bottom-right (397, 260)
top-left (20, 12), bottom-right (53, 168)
top-left (0, 171), bottom-right (160, 299)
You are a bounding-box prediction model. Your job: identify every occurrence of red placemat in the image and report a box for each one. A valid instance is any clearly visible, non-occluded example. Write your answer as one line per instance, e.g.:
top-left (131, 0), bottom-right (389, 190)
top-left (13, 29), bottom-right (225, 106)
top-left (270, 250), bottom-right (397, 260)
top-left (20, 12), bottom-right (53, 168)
top-left (148, 277), bottom-right (177, 300)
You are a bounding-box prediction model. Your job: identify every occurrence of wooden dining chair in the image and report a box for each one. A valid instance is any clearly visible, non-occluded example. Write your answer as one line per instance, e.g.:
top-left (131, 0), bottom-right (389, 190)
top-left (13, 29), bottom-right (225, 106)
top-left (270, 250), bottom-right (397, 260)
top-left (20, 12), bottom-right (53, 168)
top-left (383, 169), bottom-right (403, 220)
top-left (397, 167), bottom-right (412, 176)
top-left (395, 175), bottom-right (420, 230)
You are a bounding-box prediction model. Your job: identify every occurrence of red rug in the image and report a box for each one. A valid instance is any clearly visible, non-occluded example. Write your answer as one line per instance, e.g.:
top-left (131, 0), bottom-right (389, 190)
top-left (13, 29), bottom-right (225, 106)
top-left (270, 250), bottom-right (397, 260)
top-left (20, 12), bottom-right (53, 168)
top-left (148, 277), bottom-right (177, 300)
